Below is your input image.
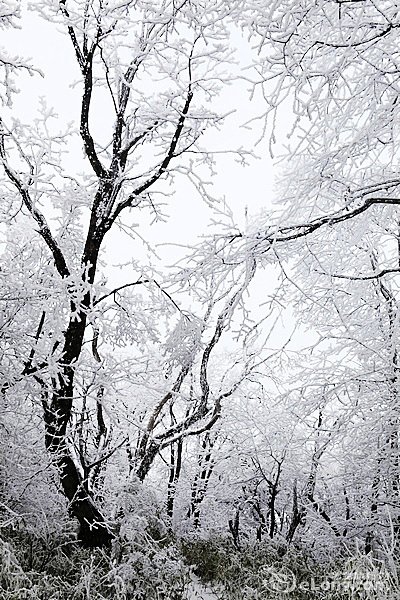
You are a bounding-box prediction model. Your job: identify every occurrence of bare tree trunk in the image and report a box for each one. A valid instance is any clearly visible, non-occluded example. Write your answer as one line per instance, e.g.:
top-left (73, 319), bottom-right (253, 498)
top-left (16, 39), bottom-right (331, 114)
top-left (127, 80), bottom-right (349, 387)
top-left (167, 437), bottom-right (183, 521)
top-left (188, 433), bottom-right (216, 528)
top-left (228, 508), bottom-right (241, 550)
top-left (42, 227), bottom-right (113, 547)
top-left (286, 480), bottom-right (303, 545)
top-left (44, 303), bottom-right (112, 545)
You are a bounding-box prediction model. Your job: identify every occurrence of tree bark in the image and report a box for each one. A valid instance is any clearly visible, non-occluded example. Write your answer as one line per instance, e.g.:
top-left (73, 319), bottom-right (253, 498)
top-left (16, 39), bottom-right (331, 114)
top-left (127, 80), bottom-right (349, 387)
top-left (42, 215), bottom-right (113, 547)
top-left (44, 336), bottom-right (112, 546)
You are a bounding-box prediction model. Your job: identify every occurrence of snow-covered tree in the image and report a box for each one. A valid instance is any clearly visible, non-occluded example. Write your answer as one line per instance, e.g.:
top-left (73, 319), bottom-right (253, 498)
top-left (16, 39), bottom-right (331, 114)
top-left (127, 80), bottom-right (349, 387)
top-left (0, 0), bottom-right (259, 547)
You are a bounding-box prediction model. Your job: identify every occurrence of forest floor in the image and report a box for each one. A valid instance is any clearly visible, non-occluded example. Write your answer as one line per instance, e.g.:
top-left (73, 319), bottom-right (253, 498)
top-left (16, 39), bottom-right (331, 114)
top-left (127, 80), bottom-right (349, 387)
top-left (185, 575), bottom-right (219, 599)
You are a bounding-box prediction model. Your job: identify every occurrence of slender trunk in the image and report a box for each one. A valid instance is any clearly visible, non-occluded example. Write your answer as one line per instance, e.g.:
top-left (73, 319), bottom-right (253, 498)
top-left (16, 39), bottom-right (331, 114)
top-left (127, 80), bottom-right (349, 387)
top-left (136, 441), bottom-right (160, 482)
top-left (342, 487), bottom-right (350, 537)
top-left (268, 461), bottom-right (282, 539)
top-left (286, 480), bottom-right (302, 544)
top-left (167, 438), bottom-right (183, 520)
top-left (188, 434), bottom-right (215, 528)
top-left (251, 497), bottom-right (265, 542)
top-left (269, 485), bottom-right (277, 539)
top-left (228, 509), bottom-right (241, 550)
top-left (365, 472), bottom-right (379, 555)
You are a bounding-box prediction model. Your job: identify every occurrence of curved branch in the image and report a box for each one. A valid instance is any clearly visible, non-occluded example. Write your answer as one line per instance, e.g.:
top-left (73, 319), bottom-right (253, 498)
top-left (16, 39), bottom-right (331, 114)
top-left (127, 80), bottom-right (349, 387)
top-left (0, 127), bottom-right (70, 278)
top-left (109, 83), bottom-right (194, 224)
top-left (60, 2), bottom-right (107, 178)
top-left (80, 49), bottom-right (107, 179)
top-left (93, 279), bottom-right (149, 306)
top-left (316, 23), bottom-right (397, 49)
top-left (249, 197), bottom-right (400, 250)
top-left (136, 258), bottom-right (257, 479)
top-left (318, 268), bottom-right (400, 281)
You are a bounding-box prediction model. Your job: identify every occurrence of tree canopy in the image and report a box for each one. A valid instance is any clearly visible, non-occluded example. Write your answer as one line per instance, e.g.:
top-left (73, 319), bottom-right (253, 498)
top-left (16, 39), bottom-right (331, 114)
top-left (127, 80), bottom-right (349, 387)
top-left (1, 1), bottom-right (400, 598)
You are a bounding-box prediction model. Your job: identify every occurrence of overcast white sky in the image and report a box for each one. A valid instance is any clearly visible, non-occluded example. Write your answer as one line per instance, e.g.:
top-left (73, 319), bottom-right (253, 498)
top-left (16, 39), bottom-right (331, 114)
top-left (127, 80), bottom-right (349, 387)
top-left (1, 3), bottom-right (303, 356)
top-left (3, 6), bottom-right (285, 254)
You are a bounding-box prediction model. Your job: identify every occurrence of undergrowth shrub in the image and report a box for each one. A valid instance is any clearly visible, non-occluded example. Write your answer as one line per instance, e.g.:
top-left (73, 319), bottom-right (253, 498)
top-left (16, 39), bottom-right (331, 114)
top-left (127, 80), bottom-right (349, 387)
top-left (180, 536), bottom-right (399, 600)
top-left (0, 481), bottom-right (190, 600)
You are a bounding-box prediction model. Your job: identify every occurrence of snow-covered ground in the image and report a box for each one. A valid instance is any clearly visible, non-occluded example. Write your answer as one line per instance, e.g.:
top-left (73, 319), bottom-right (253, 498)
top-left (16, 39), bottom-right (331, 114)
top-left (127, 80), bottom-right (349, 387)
top-left (185, 575), bottom-right (220, 599)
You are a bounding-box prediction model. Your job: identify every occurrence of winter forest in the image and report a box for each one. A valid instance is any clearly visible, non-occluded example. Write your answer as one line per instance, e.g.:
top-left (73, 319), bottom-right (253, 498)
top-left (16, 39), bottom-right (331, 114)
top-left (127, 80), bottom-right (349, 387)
top-left (2, 1), bottom-right (400, 598)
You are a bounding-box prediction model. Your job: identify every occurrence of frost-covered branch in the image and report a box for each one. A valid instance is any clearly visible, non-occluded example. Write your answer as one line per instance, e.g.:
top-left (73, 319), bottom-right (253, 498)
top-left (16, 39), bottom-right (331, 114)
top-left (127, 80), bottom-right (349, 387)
top-left (0, 122), bottom-right (70, 278)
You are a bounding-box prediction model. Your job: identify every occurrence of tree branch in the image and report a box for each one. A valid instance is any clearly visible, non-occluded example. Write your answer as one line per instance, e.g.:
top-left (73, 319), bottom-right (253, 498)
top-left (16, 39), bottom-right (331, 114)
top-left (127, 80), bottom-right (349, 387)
top-left (93, 279), bottom-right (149, 306)
top-left (80, 48), bottom-right (107, 179)
top-left (247, 197), bottom-right (400, 251)
top-left (109, 84), bottom-right (194, 224)
top-left (60, 2), bottom-right (106, 178)
top-left (0, 126), bottom-right (70, 278)
top-left (317, 268), bottom-right (400, 281)
top-left (111, 57), bottom-right (143, 163)
top-left (23, 311), bottom-right (46, 375)
top-left (154, 259), bottom-right (257, 447)
top-left (59, 0), bottom-right (86, 71)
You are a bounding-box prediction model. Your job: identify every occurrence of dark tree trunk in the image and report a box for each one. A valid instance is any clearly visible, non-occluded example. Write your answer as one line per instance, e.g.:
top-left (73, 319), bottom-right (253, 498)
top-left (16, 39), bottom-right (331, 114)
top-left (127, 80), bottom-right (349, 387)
top-left (44, 356), bottom-right (112, 547)
top-left (167, 437), bottom-right (183, 520)
top-left (41, 222), bottom-right (114, 548)
top-left (136, 440), bottom-right (160, 482)
top-left (286, 480), bottom-right (303, 545)
top-left (188, 433), bottom-right (215, 528)
top-left (61, 454), bottom-right (112, 547)
top-left (251, 497), bottom-right (266, 542)
top-left (228, 509), bottom-right (241, 550)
